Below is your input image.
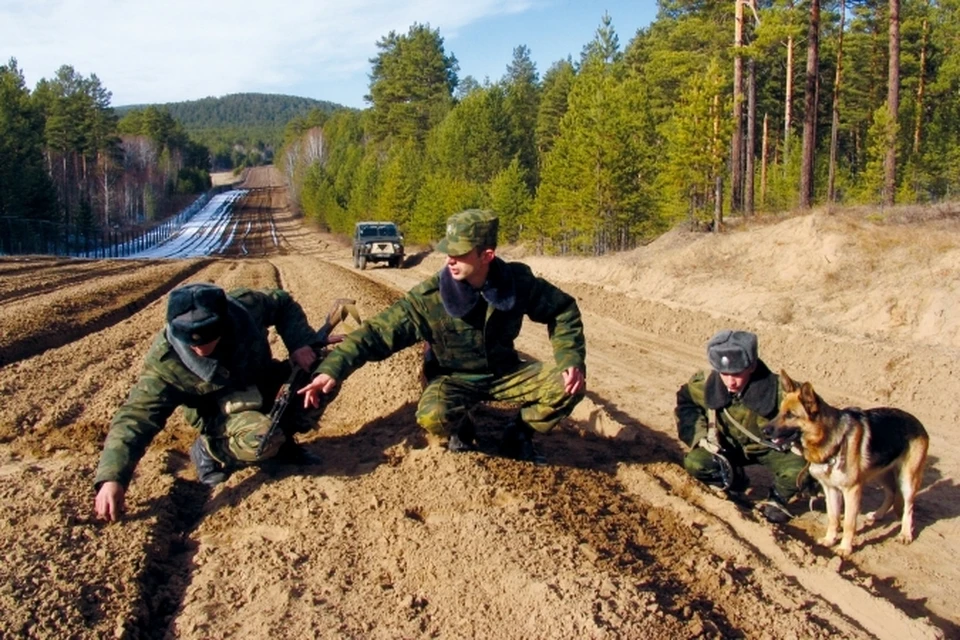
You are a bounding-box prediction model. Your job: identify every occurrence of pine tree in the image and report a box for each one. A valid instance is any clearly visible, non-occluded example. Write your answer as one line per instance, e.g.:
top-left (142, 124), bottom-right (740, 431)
top-left (504, 45), bottom-right (541, 187)
top-left (367, 23), bottom-right (459, 146)
top-left (0, 58), bottom-right (57, 221)
top-left (489, 158), bottom-right (533, 244)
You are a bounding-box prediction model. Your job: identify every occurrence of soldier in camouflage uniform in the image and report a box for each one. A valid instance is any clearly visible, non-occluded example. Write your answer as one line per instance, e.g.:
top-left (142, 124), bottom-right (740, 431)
top-left (675, 329), bottom-right (811, 523)
top-left (94, 283), bottom-right (331, 522)
top-left (299, 209), bottom-right (587, 463)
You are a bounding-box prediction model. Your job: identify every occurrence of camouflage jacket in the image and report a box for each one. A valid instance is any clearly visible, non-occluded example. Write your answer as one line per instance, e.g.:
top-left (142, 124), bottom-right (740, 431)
top-left (675, 359), bottom-right (785, 455)
top-left (94, 288), bottom-right (316, 488)
top-left (316, 259), bottom-right (586, 381)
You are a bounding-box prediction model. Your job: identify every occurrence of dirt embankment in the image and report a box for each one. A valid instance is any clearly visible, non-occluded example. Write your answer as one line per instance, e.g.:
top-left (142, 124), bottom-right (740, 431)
top-left (0, 176), bottom-right (956, 639)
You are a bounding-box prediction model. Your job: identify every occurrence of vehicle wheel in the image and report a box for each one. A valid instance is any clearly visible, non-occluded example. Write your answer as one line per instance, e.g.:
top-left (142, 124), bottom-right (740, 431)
top-left (358, 255), bottom-right (367, 270)
top-left (353, 252), bottom-right (359, 268)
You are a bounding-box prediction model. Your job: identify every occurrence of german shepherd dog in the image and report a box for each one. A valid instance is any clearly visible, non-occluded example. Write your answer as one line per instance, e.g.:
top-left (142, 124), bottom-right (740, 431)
top-left (763, 371), bottom-right (929, 556)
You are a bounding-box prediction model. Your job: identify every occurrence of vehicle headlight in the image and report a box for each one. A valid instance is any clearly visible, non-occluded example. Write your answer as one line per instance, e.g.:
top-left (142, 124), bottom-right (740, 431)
top-left (393, 243), bottom-right (401, 251)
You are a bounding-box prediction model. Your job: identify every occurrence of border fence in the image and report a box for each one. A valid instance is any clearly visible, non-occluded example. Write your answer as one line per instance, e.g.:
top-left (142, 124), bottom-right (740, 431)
top-left (0, 187), bottom-right (229, 259)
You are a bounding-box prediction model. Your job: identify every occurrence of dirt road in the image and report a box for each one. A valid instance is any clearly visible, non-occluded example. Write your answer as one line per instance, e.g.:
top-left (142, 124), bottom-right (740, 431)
top-left (1, 171), bottom-right (956, 639)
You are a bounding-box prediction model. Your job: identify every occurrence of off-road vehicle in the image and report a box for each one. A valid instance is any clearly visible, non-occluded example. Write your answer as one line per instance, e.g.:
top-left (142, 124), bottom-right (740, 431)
top-left (352, 221), bottom-right (404, 269)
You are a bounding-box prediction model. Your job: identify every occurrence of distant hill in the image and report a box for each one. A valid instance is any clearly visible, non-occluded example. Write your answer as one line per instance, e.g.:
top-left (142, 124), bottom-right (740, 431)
top-left (115, 92), bottom-right (349, 170)
top-left (115, 92), bottom-right (344, 130)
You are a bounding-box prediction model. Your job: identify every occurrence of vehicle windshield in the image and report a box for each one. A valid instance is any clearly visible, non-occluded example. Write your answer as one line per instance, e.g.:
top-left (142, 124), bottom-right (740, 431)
top-left (360, 224), bottom-right (398, 238)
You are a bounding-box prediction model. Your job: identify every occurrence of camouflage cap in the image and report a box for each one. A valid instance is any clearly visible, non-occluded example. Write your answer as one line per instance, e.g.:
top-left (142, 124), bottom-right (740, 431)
top-left (167, 283), bottom-right (227, 346)
top-left (707, 330), bottom-right (758, 374)
top-left (436, 209), bottom-right (499, 256)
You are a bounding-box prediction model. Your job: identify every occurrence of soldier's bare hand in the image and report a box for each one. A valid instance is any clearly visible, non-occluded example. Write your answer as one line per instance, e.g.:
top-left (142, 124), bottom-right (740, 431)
top-left (562, 367), bottom-right (585, 395)
top-left (95, 481), bottom-right (126, 522)
top-left (298, 373), bottom-right (338, 408)
top-left (291, 345), bottom-right (317, 371)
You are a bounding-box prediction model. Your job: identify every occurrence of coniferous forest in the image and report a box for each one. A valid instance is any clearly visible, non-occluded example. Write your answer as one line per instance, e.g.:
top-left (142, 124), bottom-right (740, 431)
top-left (2, 1), bottom-right (960, 256)
top-left (0, 62), bottom-right (212, 237)
top-left (282, 0), bottom-right (960, 254)
top-left (117, 93), bottom-right (340, 171)
top-left (0, 70), bottom-right (331, 246)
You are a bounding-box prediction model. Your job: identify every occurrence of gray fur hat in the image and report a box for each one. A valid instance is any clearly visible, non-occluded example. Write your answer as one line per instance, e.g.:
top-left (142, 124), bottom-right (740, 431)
top-left (167, 283), bottom-right (227, 346)
top-left (706, 330), bottom-right (758, 374)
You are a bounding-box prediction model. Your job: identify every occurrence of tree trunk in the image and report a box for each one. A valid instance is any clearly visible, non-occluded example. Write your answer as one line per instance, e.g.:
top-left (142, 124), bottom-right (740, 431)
top-left (761, 113), bottom-right (769, 209)
top-left (884, 0), bottom-right (901, 206)
top-left (913, 6), bottom-right (930, 155)
top-left (913, 8), bottom-right (929, 155)
top-left (745, 58), bottom-right (756, 215)
top-left (783, 1), bottom-right (795, 166)
top-left (731, 0), bottom-right (745, 212)
top-left (799, 0), bottom-right (820, 209)
top-left (713, 93), bottom-right (723, 231)
top-left (828, 0), bottom-right (846, 203)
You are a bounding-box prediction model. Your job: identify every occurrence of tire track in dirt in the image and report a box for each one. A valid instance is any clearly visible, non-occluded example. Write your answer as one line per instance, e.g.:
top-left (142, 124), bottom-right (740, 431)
top-left (0, 259), bottom-right (212, 368)
top-left (618, 461), bottom-right (946, 639)
top-left (0, 259), bottom-right (138, 302)
top-left (0, 260), bottom-right (280, 444)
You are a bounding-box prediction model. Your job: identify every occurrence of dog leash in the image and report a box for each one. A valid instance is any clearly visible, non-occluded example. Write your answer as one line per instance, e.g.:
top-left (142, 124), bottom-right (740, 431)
top-left (720, 408), bottom-right (782, 451)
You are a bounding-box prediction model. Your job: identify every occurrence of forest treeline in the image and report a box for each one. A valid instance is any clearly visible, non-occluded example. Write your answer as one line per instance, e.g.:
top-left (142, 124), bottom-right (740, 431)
top-left (117, 93), bottom-right (341, 171)
top-left (281, 0), bottom-right (960, 254)
top-left (0, 62), bottom-right (212, 233)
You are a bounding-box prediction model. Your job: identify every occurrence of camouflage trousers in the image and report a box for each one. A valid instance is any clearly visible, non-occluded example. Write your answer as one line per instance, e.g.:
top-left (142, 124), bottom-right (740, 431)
top-left (683, 444), bottom-right (810, 501)
top-left (203, 360), bottom-right (331, 467)
top-left (417, 360), bottom-right (584, 437)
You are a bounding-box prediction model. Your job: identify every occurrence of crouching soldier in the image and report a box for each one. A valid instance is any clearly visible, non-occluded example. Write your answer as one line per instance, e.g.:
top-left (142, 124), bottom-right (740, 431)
top-left (675, 329), bottom-right (811, 523)
top-left (298, 209), bottom-right (587, 463)
top-left (94, 283), bottom-right (334, 522)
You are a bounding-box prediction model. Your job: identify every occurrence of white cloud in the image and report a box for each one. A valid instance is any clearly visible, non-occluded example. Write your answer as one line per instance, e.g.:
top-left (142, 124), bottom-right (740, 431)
top-left (0, 0), bottom-right (538, 106)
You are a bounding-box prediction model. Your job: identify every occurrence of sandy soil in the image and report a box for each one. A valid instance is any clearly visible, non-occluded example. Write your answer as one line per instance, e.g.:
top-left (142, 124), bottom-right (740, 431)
top-left (1, 167), bottom-right (957, 639)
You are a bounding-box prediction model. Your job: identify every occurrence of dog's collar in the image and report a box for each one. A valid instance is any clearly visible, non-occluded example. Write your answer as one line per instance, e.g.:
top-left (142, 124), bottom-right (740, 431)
top-left (817, 411), bottom-right (860, 466)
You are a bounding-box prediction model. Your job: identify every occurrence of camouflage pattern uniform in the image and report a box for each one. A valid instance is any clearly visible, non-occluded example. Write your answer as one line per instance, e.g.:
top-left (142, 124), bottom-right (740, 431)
top-left (316, 211), bottom-right (586, 438)
top-left (94, 288), bottom-right (319, 488)
top-left (675, 360), bottom-right (808, 501)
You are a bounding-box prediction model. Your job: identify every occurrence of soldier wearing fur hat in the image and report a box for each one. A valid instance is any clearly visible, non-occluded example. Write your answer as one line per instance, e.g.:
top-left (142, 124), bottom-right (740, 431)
top-left (299, 209), bottom-right (587, 463)
top-left (94, 283), bottom-right (332, 522)
top-left (675, 329), bottom-right (810, 523)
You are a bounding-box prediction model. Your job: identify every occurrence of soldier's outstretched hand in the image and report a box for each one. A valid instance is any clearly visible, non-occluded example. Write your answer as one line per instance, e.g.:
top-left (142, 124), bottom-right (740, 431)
top-left (95, 481), bottom-right (126, 522)
top-left (562, 366), bottom-right (586, 395)
top-left (299, 373), bottom-right (338, 408)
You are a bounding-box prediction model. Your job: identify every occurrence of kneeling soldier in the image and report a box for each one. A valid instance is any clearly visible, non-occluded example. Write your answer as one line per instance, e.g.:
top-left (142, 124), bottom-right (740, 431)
top-left (299, 209), bottom-right (587, 463)
top-left (675, 330), bottom-right (811, 523)
top-left (94, 283), bottom-right (331, 522)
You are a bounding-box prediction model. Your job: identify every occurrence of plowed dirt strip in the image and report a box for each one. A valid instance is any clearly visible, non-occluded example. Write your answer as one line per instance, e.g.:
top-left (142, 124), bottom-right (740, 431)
top-left (0, 259), bottom-right (293, 640)
top-left (0, 196), bottom-right (956, 639)
top-left (164, 258), bottom-right (867, 639)
top-left (0, 260), bottom-right (278, 444)
top-left (0, 258), bottom-right (212, 367)
top-left (0, 258), bottom-right (137, 300)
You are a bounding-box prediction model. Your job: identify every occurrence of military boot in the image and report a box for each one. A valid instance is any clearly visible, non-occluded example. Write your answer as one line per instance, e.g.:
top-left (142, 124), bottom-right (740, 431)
top-left (756, 488), bottom-right (793, 524)
top-left (190, 437), bottom-right (227, 486)
top-left (499, 417), bottom-right (545, 464)
top-left (447, 418), bottom-right (477, 453)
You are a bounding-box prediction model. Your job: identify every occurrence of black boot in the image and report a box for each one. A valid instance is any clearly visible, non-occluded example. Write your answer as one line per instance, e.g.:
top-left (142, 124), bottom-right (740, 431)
top-left (190, 437), bottom-right (227, 486)
top-left (757, 488), bottom-right (793, 524)
top-left (499, 417), bottom-right (545, 464)
top-left (447, 419), bottom-right (477, 453)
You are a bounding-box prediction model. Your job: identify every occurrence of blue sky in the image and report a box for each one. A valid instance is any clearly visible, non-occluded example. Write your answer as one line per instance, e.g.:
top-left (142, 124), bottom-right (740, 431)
top-left (0, 1), bottom-right (657, 109)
